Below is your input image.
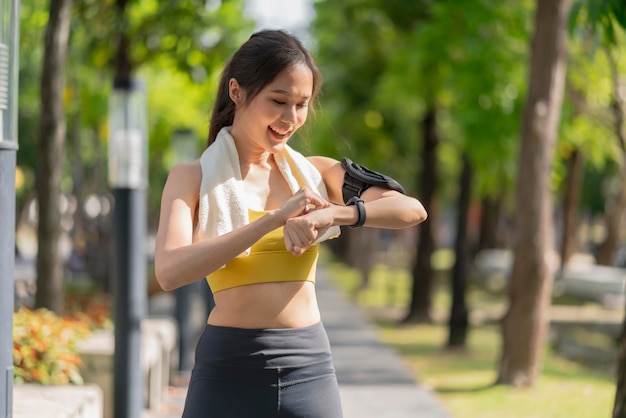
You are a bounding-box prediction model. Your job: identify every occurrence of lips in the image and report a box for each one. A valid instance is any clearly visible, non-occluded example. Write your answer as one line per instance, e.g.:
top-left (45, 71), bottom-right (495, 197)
top-left (269, 125), bottom-right (292, 138)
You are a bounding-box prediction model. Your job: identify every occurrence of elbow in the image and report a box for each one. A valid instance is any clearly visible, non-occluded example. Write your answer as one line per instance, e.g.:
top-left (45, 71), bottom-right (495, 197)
top-left (154, 259), bottom-right (178, 292)
top-left (154, 271), bottom-right (175, 292)
top-left (157, 279), bottom-right (177, 293)
top-left (409, 199), bottom-right (428, 226)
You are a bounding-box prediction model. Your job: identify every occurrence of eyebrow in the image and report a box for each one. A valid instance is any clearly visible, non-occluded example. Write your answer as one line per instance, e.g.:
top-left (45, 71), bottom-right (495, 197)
top-left (271, 89), bottom-right (311, 100)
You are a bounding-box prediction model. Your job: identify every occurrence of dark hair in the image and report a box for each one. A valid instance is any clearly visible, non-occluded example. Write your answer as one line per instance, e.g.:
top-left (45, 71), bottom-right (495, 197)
top-left (207, 29), bottom-right (322, 146)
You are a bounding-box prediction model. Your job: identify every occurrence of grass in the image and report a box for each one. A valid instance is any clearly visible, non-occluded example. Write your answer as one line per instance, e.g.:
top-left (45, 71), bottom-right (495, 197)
top-left (320, 250), bottom-right (618, 418)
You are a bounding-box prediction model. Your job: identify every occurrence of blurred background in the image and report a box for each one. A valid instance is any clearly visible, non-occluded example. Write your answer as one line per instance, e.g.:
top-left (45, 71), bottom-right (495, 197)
top-left (9, 0), bottom-right (626, 417)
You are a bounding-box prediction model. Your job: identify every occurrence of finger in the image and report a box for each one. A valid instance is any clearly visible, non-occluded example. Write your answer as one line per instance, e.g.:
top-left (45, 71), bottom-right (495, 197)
top-left (284, 229), bottom-right (304, 257)
top-left (304, 193), bottom-right (329, 210)
top-left (284, 230), bottom-right (294, 253)
top-left (291, 245), bottom-right (305, 257)
top-left (292, 221), bottom-right (318, 246)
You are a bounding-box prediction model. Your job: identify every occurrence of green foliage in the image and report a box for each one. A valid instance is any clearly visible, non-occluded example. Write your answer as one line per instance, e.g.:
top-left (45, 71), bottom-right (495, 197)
top-left (310, 0), bottom-right (423, 183)
top-left (17, 0), bottom-right (49, 206)
top-left (559, 3), bottom-right (626, 209)
top-left (13, 308), bottom-right (91, 385)
top-left (72, 0), bottom-right (251, 77)
top-left (311, 0), bottom-right (625, 219)
top-left (17, 0), bottom-right (253, 228)
top-left (311, 0), bottom-right (532, 201)
top-left (407, 0), bottom-right (531, 199)
top-left (569, 0), bottom-right (626, 45)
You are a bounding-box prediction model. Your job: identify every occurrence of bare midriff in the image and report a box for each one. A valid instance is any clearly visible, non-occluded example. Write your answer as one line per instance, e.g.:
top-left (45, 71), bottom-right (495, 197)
top-left (205, 208), bottom-right (322, 329)
top-left (207, 279), bottom-right (321, 329)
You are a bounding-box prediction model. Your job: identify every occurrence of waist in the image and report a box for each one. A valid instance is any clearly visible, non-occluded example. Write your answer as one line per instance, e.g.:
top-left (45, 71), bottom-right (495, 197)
top-left (194, 321), bottom-right (332, 368)
top-left (208, 281), bottom-right (321, 329)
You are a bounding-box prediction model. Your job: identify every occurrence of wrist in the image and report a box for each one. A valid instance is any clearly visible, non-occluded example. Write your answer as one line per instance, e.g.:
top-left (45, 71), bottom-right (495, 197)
top-left (266, 209), bottom-right (288, 228)
top-left (346, 197), bottom-right (366, 228)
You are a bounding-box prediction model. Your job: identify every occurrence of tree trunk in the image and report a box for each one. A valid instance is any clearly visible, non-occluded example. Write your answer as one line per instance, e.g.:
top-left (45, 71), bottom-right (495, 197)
top-left (596, 177), bottom-right (626, 265)
top-left (597, 48), bottom-right (626, 267)
top-left (447, 154), bottom-right (472, 349)
top-left (68, 107), bottom-right (88, 277)
top-left (35, 0), bottom-right (73, 313)
top-left (81, 127), bottom-right (112, 289)
top-left (478, 195), bottom-right (503, 251)
top-left (614, 313), bottom-right (626, 417)
top-left (497, 0), bottom-right (569, 387)
top-left (559, 148), bottom-right (584, 268)
top-left (403, 106), bottom-right (439, 323)
top-left (347, 227), bottom-right (377, 299)
top-left (609, 43), bottom-right (626, 418)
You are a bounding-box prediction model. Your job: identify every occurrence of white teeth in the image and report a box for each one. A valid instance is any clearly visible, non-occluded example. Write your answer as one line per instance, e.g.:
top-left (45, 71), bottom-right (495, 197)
top-left (270, 126), bottom-right (290, 136)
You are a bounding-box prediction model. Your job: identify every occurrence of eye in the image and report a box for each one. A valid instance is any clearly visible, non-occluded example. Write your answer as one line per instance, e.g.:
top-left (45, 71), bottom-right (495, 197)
top-left (273, 100), bottom-right (286, 105)
top-left (297, 103), bottom-right (309, 109)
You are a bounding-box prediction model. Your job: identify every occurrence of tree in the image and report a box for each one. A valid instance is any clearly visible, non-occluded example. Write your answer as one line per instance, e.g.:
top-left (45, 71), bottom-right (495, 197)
top-left (34, 0), bottom-right (73, 313)
top-left (406, 105), bottom-right (440, 323)
top-left (558, 147), bottom-right (584, 268)
top-left (595, 46), bottom-right (626, 266)
top-left (311, 0), bottom-right (530, 325)
top-left (497, 0), bottom-right (570, 386)
top-left (564, 1), bottom-right (626, 409)
top-left (566, 1), bottom-right (626, 267)
top-left (447, 154), bottom-right (472, 349)
top-left (310, 0), bottom-right (434, 315)
top-left (27, 0), bottom-right (250, 309)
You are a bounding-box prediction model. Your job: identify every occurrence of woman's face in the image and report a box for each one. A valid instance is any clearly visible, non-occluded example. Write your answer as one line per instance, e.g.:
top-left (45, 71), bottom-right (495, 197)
top-left (230, 63), bottom-right (313, 153)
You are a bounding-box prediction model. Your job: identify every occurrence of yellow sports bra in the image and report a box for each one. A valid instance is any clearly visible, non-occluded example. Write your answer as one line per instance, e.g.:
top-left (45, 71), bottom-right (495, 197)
top-left (206, 209), bottom-right (320, 293)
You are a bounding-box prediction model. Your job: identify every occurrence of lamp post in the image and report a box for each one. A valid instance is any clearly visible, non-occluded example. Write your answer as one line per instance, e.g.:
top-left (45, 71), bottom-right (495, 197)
top-left (170, 127), bottom-right (197, 164)
top-left (0, 0), bottom-right (19, 415)
top-left (108, 75), bottom-right (148, 418)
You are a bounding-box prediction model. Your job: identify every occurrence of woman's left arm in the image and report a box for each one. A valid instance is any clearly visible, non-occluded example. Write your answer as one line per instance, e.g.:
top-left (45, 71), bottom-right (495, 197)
top-left (308, 156), bottom-right (428, 229)
top-left (283, 156), bottom-right (427, 256)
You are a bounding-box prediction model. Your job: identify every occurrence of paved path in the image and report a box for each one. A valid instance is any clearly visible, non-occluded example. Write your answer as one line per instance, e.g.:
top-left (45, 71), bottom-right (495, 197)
top-left (146, 269), bottom-right (451, 418)
top-left (316, 269), bottom-right (451, 418)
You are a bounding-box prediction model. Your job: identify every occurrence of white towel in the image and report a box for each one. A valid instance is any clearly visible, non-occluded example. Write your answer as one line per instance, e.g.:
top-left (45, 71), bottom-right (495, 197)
top-left (195, 126), bottom-right (341, 256)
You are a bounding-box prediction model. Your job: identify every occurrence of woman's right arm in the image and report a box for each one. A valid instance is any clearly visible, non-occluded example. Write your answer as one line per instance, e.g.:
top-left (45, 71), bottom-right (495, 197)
top-left (154, 162), bottom-right (278, 290)
top-left (154, 162), bottom-right (328, 291)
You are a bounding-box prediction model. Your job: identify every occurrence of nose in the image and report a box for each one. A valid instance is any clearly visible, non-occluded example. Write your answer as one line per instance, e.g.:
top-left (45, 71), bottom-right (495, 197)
top-left (281, 105), bottom-right (298, 124)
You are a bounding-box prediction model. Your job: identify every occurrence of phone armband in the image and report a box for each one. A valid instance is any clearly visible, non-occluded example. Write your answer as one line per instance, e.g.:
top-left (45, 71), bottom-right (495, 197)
top-left (341, 157), bottom-right (406, 204)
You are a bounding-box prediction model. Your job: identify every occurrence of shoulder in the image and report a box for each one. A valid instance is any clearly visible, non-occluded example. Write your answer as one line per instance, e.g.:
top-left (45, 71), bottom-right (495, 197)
top-left (307, 156), bottom-right (341, 174)
top-left (163, 160), bottom-right (202, 197)
top-left (307, 156), bottom-right (345, 204)
top-left (169, 159), bottom-right (201, 180)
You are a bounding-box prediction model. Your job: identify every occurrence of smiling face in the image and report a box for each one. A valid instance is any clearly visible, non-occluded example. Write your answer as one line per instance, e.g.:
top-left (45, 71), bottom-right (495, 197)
top-left (229, 63), bottom-right (314, 154)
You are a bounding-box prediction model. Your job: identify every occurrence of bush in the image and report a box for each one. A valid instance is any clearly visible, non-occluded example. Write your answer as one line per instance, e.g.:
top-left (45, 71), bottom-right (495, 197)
top-left (13, 307), bottom-right (91, 385)
top-left (63, 283), bottom-right (113, 331)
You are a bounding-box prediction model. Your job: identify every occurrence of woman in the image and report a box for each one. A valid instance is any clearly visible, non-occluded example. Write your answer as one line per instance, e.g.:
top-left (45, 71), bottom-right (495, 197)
top-left (154, 29), bottom-right (427, 418)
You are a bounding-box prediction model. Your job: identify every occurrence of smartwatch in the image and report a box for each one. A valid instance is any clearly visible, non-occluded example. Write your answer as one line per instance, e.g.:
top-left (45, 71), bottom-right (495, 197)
top-left (346, 196), bottom-right (366, 228)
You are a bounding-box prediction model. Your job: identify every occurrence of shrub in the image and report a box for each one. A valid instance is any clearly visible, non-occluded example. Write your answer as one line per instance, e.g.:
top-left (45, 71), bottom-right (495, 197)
top-left (13, 307), bottom-right (91, 385)
top-left (63, 283), bottom-right (113, 331)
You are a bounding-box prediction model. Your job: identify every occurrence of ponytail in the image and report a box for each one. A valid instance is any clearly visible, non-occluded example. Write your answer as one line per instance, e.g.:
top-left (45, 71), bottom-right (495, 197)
top-left (207, 61), bottom-right (235, 146)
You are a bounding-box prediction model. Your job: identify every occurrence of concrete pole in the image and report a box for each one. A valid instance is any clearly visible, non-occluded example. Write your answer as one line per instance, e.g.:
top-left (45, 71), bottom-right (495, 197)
top-left (0, 149), bottom-right (16, 417)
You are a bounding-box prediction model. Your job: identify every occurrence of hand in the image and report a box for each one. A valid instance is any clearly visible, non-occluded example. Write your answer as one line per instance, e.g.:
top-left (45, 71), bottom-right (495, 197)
top-left (276, 187), bottom-right (330, 223)
top-left (284, 206), bottom-right (334, 257)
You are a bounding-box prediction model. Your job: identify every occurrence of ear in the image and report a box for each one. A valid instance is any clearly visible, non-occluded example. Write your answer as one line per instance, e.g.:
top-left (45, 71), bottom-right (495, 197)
top-left (228, 78), bottom-right (245, 105)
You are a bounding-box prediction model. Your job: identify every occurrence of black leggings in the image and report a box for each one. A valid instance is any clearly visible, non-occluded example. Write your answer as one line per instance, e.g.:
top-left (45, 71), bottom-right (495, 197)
top-left (182, 322), bottom-right (343, 418)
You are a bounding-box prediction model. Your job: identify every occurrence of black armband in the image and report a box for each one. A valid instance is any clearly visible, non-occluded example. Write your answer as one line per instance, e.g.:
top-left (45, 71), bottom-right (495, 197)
top-left (341, 157), bottom-right (406, 204)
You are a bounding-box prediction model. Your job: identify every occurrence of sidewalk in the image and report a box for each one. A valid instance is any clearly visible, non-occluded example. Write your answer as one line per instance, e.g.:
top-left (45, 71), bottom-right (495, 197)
top-left (316, 269), bottom-right (452, 418)
top-left (147, 269), bottom-right (451, 418)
